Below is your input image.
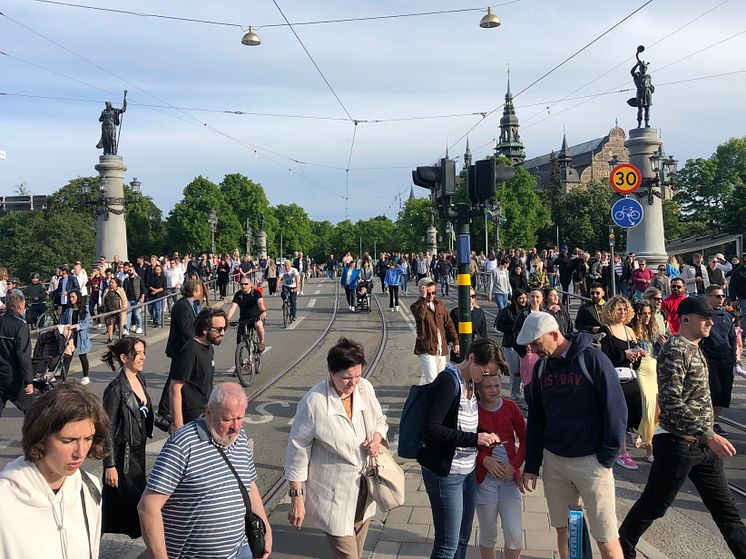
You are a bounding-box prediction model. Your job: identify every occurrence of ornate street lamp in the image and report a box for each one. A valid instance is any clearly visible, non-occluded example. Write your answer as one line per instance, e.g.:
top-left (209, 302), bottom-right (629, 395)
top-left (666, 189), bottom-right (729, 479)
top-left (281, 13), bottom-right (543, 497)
top-left (208, 209), bottom-right (218, 253)
top-left (129, 177), bottom-right (141, 193)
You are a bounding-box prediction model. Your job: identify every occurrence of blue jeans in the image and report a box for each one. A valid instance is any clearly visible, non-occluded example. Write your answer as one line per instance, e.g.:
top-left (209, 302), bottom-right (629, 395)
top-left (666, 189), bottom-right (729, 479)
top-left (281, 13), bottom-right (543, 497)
top-left (439, 275), bottom-right (449, 296)
top-left (149, 299), bottom-right (163, 324)
top-left (127, 300), bottom-right (142, 329)
top-left (493, 293), bottom-right (508, 314)
top-left (400, 274), bottom-right (408, 295)
top-left (422, 467), bottom-right (476, 559)
top-left (282, 288), bottom-right (297, 319)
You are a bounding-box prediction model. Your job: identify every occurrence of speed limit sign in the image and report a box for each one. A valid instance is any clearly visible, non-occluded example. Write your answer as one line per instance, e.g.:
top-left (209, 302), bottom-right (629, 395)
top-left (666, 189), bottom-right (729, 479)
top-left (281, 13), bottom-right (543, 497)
top-left (609, 163), bottom-right (642, 194)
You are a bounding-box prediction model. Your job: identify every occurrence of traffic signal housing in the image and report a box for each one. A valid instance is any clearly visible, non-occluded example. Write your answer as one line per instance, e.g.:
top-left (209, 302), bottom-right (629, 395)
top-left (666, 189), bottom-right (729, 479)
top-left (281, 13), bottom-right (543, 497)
top-left (467, 159), bottom-right (516, 204)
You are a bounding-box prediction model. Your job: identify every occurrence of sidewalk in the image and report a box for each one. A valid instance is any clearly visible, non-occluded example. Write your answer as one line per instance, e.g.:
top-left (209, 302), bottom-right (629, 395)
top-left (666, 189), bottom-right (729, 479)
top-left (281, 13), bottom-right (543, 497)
top-left (269, 460), bottom-right (666, 559)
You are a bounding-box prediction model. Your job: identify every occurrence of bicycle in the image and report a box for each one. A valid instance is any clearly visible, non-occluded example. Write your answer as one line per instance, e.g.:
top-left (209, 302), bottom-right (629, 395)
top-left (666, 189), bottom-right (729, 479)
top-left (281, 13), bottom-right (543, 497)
top-left (281, 289), bottom-right (294, 328)
top-left (231, 321), bottom-right (262, 387)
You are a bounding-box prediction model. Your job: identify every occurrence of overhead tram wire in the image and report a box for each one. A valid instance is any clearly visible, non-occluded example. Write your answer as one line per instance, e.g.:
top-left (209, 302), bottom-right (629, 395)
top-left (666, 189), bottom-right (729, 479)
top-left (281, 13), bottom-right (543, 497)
top-left (518, 0), bottom-right (732, 127)
top-left (27, 0), bottom-right (522, 30)
top-left (520, 27), bottom-right (746, 132)
top-left (439, 0), bottom-right (655, 158)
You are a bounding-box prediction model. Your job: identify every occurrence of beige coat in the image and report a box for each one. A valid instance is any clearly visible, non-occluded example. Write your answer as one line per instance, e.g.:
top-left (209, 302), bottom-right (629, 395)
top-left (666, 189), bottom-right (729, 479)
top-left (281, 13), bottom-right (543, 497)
top-left (284, 377), bottom-right (388, 537)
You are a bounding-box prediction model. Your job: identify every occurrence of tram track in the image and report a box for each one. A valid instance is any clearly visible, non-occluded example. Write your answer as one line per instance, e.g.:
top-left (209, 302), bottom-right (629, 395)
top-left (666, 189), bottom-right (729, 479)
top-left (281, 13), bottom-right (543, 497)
top-left (260, 288), bottom-right (390, 511)
top-left (718, 415), bottom-right (746, 498)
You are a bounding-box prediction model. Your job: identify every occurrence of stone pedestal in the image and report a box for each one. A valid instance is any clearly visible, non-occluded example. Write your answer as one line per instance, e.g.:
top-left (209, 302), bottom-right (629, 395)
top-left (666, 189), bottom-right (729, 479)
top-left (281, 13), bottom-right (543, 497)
top-left (624, 128), bottom-right (667, 267)
top-left (257, 231), bottom-right (267, 259)
top-left (94, 155), bottom-right (129, 262)
top-left (426, 224), bottom-right (438, 258)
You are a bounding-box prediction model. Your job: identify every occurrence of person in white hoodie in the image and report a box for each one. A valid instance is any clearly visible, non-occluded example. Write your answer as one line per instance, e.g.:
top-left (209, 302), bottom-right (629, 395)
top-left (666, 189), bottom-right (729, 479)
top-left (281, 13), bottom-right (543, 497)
top-left (0, 383), bottom-right (110, 559)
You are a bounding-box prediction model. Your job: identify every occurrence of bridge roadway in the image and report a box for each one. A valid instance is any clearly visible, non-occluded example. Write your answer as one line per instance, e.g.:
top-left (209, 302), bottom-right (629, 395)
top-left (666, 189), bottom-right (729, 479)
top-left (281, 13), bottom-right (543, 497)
top-left (0, 277), bottom-right (743, 558)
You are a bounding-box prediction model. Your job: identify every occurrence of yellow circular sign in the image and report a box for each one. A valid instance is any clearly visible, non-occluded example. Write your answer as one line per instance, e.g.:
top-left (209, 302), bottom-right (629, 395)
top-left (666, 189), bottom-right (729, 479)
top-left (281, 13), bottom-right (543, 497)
top-left (609, 163), bottom-right (642, 194)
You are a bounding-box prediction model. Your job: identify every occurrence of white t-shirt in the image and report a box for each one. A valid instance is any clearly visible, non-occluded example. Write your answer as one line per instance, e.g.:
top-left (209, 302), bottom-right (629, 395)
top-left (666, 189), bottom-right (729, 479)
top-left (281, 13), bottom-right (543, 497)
top-left (280, 267), bottom-right (300, 289)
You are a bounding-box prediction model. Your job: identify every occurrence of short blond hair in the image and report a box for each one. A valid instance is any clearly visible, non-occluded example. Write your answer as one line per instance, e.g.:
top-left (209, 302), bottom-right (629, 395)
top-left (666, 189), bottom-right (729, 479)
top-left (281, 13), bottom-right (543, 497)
top-left (602, 296), bottom-right (635, 326)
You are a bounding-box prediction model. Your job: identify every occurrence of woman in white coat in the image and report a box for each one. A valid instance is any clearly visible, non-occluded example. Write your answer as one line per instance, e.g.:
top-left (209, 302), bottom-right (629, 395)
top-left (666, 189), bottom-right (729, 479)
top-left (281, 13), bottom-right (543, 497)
top-left (285, 337), bottom-right (388, 559)
top-left (0, 383), bottom-right (110, 559)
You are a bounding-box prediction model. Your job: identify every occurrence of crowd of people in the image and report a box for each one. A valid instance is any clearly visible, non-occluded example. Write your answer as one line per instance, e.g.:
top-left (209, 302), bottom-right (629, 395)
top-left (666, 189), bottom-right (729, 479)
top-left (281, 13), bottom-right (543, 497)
top-left (0, 241), bottom-right (745, 559)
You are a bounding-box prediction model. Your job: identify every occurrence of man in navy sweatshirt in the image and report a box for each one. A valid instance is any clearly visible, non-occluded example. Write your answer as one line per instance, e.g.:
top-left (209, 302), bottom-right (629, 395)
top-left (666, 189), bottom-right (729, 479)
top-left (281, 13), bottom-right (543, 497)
top-left (516, 312), bottom-right (627, 559)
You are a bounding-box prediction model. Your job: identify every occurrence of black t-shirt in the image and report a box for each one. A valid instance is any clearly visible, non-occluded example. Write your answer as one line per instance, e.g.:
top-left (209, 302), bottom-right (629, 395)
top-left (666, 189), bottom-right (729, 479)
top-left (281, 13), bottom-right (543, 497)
top-left (232, 289), bottom-right (263, 321)
top-left (170, 340), bottom-right (214, 422)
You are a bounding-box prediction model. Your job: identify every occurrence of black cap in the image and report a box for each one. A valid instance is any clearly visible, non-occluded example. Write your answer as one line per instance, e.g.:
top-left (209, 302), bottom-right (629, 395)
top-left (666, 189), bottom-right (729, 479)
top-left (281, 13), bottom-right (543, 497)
top-left (677, 296), bottom-right (714, 318)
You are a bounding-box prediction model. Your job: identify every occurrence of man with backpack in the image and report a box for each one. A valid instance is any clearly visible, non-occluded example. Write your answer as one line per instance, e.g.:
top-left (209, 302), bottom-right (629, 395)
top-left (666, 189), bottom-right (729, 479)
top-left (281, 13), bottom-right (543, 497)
top-left (516, 311), bottom-right (627, 559)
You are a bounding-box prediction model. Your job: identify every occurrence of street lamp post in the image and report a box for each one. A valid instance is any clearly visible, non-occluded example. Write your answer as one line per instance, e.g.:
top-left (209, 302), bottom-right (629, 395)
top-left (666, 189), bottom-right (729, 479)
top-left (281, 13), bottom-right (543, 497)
top-left (245, 218), bottom-right (252, 256)
top-left (208, 209), bottom-right (218, 254)
top-left (608, 226), bottom-right (616, 296)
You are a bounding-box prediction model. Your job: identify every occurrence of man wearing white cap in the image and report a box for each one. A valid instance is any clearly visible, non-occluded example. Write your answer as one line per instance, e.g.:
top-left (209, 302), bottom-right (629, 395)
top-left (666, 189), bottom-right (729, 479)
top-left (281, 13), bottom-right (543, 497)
top-left (516, 312), bottom-right (627, 559)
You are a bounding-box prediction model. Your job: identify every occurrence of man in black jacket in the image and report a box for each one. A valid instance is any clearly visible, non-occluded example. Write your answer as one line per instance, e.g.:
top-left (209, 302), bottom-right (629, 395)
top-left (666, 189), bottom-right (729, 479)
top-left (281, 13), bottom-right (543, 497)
top-left (146, 264), bottom-right (167, 327)
top-left (0, 292), bottom-right (33, 417)
top-left (124, 267), bottom-right (147, 334)
top-left (576, 283), bottom-right (606, 334)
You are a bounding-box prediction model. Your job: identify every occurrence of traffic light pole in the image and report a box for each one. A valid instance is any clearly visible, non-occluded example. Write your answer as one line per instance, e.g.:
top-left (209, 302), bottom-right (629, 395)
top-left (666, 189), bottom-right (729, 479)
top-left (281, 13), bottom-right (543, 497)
top-left (453, 202), bottom-right (473, 359)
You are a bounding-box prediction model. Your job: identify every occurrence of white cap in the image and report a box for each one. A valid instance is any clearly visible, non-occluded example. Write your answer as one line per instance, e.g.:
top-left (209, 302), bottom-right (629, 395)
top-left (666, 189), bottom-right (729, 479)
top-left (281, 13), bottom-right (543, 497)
top-left (516, 312), bottom-right (560, 346)
top-left (715, 253), bottom-right (725, 261)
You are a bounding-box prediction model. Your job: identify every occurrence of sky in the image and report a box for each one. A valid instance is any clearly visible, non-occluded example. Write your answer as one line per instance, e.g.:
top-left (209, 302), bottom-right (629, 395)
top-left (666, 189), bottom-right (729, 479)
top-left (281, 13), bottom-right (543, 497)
top-left (1, 0), bottom-right (745, 223)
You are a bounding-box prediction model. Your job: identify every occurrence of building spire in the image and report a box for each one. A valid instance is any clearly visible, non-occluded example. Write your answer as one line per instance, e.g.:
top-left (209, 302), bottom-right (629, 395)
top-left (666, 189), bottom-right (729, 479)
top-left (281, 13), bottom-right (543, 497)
top-left (495, 64), bottom-right (525, 166)
top-left (464, 137), bottom-right (472, 168)
top-left (409, 185), bottom-right (415, 201)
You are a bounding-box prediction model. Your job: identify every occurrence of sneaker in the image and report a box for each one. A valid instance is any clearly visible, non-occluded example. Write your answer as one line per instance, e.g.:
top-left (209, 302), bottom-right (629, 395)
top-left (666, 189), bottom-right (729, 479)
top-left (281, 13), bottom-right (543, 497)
top-left (644, 455), bottom-right (654, 463)
top-left (80, 376), bottom-right (91, 386)
top-left (395, 306), bottom-right (400, 312)
top-left (714, 423), bottom-right (728, 437)
top-left (135, 327), bottom-right (143, 334)
top-left (300, 291), bottom-right (304, 295)
top-left (735, 365), bottom-right (746, 380)
top-left (616, 452), bottom-right (639, 470)
top-left (129, 325), bottom-right (137, 332)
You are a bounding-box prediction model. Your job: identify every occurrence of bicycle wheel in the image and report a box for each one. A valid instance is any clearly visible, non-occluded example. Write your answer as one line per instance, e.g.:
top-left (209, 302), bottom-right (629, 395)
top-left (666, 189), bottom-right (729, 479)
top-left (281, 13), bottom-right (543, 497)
top-left (234, 341), bottom-right (253, 388)
top-left (251, 331), bottom-right (262, 378)
top-left (37, 310), bottom-right (56, 330)
top-left (283, 302), bottom-right (290, 328)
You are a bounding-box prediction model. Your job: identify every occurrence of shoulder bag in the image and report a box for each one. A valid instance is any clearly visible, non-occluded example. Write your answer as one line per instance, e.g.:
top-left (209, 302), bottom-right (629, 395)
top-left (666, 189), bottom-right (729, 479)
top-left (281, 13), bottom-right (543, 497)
top-left (615, 327), bottom-right (638, 383)
top-left (361, 388), bottom-right (405, 512)
top-left (214, 445), bottom-right (266, 557)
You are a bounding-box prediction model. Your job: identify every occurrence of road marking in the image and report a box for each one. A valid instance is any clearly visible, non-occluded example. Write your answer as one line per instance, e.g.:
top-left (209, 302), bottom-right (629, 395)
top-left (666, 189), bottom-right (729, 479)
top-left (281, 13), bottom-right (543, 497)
top-left (306, 298), bottom-right (317, 308)
top-left (286, 316), bottom-right (305, 330)
top-left (314, 289), bottom-right (321, 295)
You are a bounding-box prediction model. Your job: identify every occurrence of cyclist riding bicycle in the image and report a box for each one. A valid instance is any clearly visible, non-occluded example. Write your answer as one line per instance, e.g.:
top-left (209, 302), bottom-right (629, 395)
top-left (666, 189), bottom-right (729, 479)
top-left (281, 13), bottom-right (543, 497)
top-left (225, 279), bottom-right (266, 351)
top-left (279, 260), bottom-right (300, 320)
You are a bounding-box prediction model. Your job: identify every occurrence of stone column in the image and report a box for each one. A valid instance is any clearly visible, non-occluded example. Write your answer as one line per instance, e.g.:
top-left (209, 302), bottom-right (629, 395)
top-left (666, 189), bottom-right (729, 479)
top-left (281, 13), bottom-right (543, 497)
top-left (94, 154), bottom-right (129, 262)
top-left (257, 231), bottom-right (267, 259)
top-left (624, 128), bottom-right (667, 267)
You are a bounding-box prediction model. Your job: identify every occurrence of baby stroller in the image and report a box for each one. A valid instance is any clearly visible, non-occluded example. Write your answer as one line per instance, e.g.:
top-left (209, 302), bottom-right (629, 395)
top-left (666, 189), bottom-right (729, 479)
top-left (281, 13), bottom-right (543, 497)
top-left (356, 280), bottom-right (372, 313)
top-left (31, 328), bottom-right (67, 393)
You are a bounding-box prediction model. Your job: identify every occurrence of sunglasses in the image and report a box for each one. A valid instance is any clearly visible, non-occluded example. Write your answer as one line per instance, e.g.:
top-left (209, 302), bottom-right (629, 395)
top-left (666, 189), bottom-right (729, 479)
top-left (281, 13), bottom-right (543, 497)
top-left (480, 366), bottom-right (500, 377)
top-left (653, 297), bottom-right (662, 301)
top-left (241, 283), bottom-right (250, 286)
top-left (710, 294), bottom-right (726, 299)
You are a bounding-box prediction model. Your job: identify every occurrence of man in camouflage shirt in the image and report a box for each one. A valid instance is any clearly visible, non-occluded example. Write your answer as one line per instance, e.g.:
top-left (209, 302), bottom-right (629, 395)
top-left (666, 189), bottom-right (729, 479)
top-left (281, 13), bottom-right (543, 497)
top-left (619, 297), bottom-right (746, 558)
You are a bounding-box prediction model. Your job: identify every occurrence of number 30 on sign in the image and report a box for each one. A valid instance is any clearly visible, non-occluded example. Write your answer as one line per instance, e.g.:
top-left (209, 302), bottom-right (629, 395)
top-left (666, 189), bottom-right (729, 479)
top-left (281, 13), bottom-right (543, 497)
top-left (609, 163), bottom-right (642, 194)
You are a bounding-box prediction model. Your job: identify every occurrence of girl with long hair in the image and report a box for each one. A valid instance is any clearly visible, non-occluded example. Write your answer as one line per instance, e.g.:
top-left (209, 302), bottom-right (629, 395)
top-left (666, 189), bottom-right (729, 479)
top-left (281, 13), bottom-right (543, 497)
top-left (60, 289), bottom-right (92, 385)
top-left (629, 301), bottom-right (659, 462)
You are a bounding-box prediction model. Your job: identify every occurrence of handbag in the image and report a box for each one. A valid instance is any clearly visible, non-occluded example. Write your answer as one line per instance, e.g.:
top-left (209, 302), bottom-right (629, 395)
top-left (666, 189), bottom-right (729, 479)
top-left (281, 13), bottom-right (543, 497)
top-left (615, 327), bottom-right (638, 383)
top-left (214, 445), bottom-right (266, 557)
top-left (361, 395), bottom-right (405, 512)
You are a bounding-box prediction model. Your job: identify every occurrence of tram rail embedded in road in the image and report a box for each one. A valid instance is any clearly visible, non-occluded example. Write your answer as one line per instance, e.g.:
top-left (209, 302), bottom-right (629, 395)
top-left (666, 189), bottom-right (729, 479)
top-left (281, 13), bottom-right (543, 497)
top-left (261, 289), bottom-right (389, 513)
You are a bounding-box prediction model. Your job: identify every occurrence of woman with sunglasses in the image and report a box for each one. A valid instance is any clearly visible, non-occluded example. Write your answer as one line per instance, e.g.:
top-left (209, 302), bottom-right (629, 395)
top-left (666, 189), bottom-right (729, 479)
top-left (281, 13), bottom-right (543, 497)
top-left (651, 264), bottom-right (670, 297)
top-left (100, 337), bottom-right (155, 538)
top-left (419, 338), bottom-right (506, 559)
top-left (630, 301), bottom-right (659, 462)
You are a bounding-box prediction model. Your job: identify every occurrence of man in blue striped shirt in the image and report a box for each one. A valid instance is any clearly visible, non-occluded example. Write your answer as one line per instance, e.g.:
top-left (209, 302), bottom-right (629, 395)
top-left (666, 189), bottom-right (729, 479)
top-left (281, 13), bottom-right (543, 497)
top-left (139, 383), bottom-right (272, 558)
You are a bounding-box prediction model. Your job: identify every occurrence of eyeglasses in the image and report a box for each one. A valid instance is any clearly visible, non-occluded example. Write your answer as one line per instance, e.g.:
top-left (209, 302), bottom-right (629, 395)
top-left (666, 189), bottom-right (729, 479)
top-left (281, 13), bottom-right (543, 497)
top-left (480, 366), bottom-right (500, 377)
top-left (710, 294), bottom-right (726, 299)
top-left (653, 297), bottom-right (663, 301)
top-left (241, 283), bottom-right (250, 286)
top-left (209, 326), bottom-right (227, 333)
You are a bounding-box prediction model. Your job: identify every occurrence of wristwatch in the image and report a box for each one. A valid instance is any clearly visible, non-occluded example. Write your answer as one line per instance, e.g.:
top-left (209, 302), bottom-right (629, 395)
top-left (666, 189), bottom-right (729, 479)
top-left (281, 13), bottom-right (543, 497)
top-left (288, 488), bottom-right (304, 497)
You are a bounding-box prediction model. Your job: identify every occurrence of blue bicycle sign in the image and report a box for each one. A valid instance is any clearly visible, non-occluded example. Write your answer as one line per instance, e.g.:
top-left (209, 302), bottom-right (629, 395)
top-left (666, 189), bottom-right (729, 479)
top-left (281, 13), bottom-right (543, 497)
top-left (611, 197), bottom-right (644, 228)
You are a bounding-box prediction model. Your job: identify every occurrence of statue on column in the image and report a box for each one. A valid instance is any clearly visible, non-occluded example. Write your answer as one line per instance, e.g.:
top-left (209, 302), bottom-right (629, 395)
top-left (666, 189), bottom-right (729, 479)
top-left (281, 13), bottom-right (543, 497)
top-left (628, 46), bottom-right (654, 128)
top-left (258, 212), bottom-right (265, 233)
top-left (96, 90), bottom-right (128, 155)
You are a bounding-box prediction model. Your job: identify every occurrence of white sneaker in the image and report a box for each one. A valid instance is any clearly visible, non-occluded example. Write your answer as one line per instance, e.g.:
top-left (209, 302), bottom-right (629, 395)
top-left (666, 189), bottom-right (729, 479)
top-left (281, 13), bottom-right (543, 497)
top-left (135, 327), bottom-right (143, 334)
top-left (80, 377), bottom-right (91, 385)
top-left (735, 365), bottom-right (746, 380)
top-left (300, 291), bottom-right (304, 295)
top-left (395, 306), bottom-right (400, 312)
top-left (129, 325), bottom-right (137, 332)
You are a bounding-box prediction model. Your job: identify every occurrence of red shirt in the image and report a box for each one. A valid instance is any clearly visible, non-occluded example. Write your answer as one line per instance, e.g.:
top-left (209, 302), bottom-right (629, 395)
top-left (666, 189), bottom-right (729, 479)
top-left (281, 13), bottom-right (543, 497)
top-left (476, 399), bottom-right (527, 484)
top-left (661, 293), bottom-right (686, 334)
top-left (632, 267), bottom-right (654, 293)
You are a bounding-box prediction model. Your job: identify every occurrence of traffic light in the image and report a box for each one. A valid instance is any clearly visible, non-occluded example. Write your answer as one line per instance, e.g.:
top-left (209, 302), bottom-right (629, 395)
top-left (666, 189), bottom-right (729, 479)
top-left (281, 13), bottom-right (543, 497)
top-left (467, 160), bottom-right (516, 203)
top-left (412, 166), bottom-right (440, 190)
top-left (440, 158), bottom-right (456, 199)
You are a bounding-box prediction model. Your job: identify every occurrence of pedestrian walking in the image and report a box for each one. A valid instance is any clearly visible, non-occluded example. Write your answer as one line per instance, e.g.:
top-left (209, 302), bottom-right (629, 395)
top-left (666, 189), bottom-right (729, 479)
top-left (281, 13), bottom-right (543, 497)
top-left (0, 292), bottom-right (33, 417)
top-left (60, 290), bottom-right (92, 385)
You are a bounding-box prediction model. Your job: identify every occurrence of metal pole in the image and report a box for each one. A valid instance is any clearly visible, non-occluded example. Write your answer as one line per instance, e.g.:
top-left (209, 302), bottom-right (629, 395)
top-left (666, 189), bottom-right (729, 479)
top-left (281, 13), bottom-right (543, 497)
top-left (359, 237), bottom-right (362, 258)
top-left (484, 208), bottom-right (489, 255)
top-left (455, 203), bottom-right (473, 358)
top-left (280, 235), bottom-right (283, 261)
top-left (245, 218), bottom-right (250, 255)
top-left (374, 240), bottom-right (377, 259)
top-left (609, 226), bottom-right (617, 296)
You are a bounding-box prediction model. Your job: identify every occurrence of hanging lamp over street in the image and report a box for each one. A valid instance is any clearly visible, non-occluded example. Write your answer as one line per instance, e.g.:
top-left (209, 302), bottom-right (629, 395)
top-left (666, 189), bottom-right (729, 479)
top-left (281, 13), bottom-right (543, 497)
top-left (479, 7), bottom-right (501, 28)
top-left (241, 26), bottom-right (261, 46)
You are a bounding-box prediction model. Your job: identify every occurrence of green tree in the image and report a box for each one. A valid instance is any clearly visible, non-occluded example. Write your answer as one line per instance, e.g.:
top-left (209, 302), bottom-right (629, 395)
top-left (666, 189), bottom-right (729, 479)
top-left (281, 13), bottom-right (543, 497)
top-left (496, 165), bottom-right (551, 249)
top-left (395, 197), bottom-right (436, 253)
top-left (125, 186), bottom-right (164, 258)
top-left (356, 215), bottom-right (396, 256)
top-left (165, 176), bottom-right (242, 254)
top-left (552, 182), bottom-right (612, 250)
top-left (271, 204), bottom-right (313, 257)
top-left (329, 220), bottom-right (359, 256)
top-left (674, 157), bottom-right (720, 234)
top-left (308, 220), bottom-right (335, 261)
top-left (219, 173), bottom-right (278, 256)
top-left (661, 198), bottom-right (684, 241)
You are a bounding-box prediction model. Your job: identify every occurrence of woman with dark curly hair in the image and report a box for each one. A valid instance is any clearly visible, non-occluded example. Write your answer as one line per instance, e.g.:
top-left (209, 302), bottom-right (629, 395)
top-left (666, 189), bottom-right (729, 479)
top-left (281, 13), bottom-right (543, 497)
top-left (0, 383), bottom-right (109, 558)
top-left (101, 336), bottom-right (156, 538)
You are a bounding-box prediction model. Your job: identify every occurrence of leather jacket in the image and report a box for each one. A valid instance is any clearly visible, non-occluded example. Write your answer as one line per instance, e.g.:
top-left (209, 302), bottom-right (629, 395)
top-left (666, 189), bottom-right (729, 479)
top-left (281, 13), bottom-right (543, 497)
top-left (102, 370), bottom-right (154, 471)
